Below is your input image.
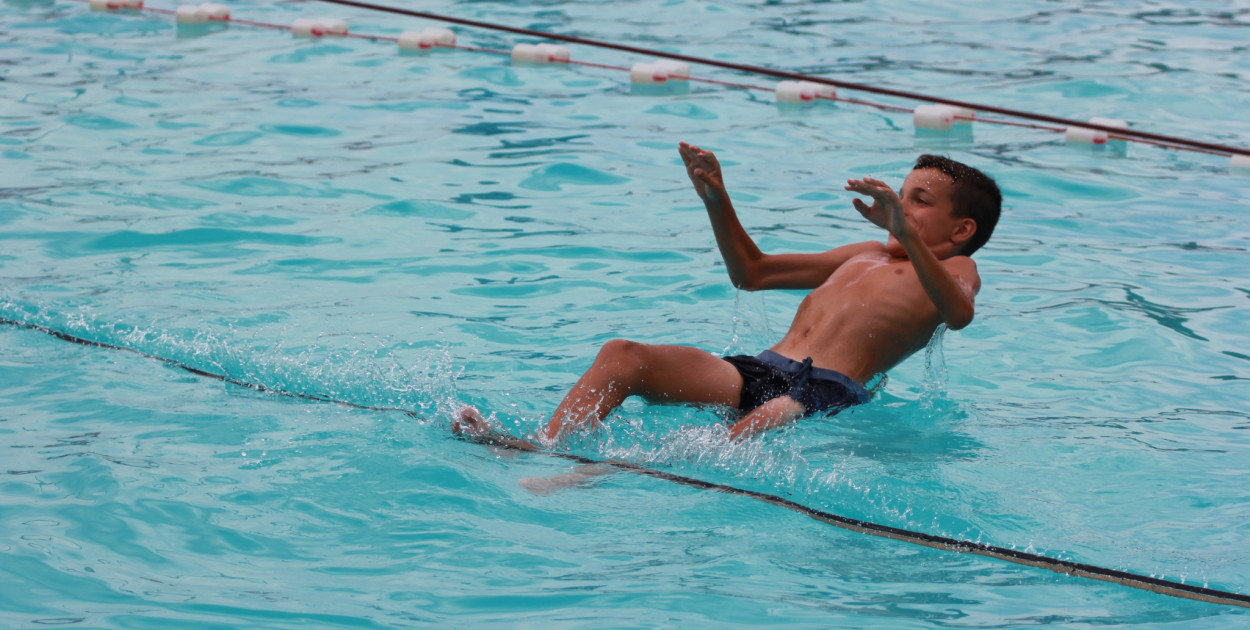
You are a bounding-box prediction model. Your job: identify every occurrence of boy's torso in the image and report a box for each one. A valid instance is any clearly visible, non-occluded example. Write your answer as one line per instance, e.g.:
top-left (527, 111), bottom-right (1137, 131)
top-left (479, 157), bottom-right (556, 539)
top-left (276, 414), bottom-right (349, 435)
top-left (770, 244), bottom-right (968, 383)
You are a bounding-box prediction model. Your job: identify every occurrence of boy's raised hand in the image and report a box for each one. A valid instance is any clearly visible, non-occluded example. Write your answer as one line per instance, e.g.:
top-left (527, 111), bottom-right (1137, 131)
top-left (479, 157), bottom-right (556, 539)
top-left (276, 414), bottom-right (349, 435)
top-left (846, 176), bottom-right (906, 237)
top-left (679, 142), bottom-right (727, 203)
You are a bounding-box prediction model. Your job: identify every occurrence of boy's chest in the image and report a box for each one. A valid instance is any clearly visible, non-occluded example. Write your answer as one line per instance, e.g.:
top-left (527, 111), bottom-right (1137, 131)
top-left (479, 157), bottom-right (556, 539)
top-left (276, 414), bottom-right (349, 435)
top-left (812, 256), bottom-right (933, 314)
top-left (824, 256), bottom-right (917, 292)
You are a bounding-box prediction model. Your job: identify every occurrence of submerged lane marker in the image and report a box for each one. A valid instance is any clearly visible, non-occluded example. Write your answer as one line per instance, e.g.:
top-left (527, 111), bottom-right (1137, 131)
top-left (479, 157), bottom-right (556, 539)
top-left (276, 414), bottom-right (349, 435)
top-left (3, 316), bottom-right (1249, 609)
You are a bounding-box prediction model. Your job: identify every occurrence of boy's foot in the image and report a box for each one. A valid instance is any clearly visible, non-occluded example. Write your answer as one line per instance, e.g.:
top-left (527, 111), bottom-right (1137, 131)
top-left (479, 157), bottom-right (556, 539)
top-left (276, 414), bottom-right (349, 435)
top-left (452, 405), bottom-right (541, 452)
top-left (519, 464), bottom-right (613, 495)
top-left (452, 405), bottom-right (491, 437)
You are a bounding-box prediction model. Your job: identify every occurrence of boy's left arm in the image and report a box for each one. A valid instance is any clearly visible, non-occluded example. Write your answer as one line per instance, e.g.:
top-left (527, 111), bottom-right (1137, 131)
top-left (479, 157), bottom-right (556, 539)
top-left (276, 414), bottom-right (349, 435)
top-left (846, 177), bottom-right (978, 329)
top-left (898, 234), bottom-right (978, 330)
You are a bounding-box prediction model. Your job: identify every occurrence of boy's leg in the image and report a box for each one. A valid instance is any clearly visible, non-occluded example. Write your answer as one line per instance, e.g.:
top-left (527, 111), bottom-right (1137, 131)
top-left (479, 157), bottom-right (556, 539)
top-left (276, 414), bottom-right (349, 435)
top-left (542, 339), bottom-right (744, 441)
top-left (725, 395), bottom-right (806, 441)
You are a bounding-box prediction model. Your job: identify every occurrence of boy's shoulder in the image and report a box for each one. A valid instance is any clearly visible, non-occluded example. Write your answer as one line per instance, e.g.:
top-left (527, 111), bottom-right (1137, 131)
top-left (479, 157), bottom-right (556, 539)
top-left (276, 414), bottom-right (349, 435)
top-left (942, 254), bottom-right (982, 293)
top-left (943, 254), bottom-right (978, 271)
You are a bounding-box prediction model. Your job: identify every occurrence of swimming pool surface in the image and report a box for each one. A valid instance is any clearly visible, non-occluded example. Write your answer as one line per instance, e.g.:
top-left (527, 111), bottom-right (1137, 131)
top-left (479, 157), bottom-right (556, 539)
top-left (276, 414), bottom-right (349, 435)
top-left (3, 0), bottom-right (1250, 626)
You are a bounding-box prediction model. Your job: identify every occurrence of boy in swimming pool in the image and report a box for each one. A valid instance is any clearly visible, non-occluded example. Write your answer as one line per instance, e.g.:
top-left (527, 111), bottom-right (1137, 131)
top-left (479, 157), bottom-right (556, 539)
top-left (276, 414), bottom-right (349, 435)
top-left (455, 141), bottom-right (1001, 449)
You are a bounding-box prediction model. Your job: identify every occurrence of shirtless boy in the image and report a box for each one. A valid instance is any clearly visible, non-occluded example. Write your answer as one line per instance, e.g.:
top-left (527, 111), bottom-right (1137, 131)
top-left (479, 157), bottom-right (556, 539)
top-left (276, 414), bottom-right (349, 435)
top-left (455, 141), bottom-right (1001, 449)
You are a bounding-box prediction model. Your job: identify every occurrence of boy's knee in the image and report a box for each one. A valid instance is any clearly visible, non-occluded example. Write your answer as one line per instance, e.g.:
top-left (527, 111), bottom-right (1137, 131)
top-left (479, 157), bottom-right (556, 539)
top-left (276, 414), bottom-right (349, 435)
top-left (599, 338), bottom-right (640, 360)
top-left (596, 339), bottom-right (648, 377)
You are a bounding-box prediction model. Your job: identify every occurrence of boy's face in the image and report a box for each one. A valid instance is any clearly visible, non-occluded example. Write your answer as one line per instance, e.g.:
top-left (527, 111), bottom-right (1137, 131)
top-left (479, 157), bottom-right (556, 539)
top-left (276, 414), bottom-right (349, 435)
top-left (885, 167), bottom-right (968, 257)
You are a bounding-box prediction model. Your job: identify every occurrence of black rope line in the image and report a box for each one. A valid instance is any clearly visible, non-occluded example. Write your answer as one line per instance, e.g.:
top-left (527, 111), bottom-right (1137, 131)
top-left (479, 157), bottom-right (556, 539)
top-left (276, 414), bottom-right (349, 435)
top-left (4, 315), bottom-right (1248, 609)
top-left (0, 317), bottom-right (420, 419)
top-left (311, 0), bottom-right (1249, 159)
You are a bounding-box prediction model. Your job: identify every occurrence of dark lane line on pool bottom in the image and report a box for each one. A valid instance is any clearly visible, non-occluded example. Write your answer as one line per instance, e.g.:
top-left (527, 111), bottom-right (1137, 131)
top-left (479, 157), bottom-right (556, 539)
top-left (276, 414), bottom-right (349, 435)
top-left (3, 315), bottom-right (1248, 610)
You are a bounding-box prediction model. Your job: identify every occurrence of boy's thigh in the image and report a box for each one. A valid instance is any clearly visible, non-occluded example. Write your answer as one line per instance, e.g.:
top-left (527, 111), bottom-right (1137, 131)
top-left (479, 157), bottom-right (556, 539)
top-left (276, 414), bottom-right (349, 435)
top-left (630, 343), bottom-right (743, 408)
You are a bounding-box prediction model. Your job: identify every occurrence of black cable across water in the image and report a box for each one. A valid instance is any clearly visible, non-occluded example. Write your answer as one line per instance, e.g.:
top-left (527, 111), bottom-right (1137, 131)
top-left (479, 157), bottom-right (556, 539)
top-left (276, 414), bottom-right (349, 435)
top-left (4, 315), bottom-right (1248, 609)
top-left (310, 0), bottom-right (1249, 159)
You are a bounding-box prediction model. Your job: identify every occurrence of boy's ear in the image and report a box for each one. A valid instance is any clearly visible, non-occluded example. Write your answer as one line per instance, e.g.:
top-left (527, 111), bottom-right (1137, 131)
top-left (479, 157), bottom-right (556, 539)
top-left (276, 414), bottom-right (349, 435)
top-left (950, 217), bottom-right (977, 245)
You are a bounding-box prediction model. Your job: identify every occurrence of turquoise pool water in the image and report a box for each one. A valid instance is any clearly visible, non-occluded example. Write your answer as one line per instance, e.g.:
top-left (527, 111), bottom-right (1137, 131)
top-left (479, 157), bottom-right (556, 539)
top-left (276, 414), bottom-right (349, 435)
top-left (3, 0), bottom-right (1250, 626)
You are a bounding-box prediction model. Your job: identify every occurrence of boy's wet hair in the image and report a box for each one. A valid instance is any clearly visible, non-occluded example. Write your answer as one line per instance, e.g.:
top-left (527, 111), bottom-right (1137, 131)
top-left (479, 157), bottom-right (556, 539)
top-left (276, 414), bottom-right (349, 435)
top-left (914, 155), bottom-right (1001, 256)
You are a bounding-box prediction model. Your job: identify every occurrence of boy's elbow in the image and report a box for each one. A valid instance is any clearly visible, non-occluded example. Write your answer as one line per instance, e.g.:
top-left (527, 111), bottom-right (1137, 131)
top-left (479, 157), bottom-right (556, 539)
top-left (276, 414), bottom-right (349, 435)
top-left (945, 310), bottom-right (974, 331)
top-left (735, 274), bottom-right (775, 292)
top-left (944, 285), bottom-right (977, 330)
top-left (726, 251), bottom-right (773, 291)
top-left (728, 267), bottom-right (766, 291)
top-left (733, 278), bottom-right (764, 291)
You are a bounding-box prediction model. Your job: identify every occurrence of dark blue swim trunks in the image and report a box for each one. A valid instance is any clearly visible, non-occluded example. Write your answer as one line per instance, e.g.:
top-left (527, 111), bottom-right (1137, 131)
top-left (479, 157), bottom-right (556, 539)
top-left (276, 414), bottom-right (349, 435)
top-left (722, 350), bottom-right (871, 417)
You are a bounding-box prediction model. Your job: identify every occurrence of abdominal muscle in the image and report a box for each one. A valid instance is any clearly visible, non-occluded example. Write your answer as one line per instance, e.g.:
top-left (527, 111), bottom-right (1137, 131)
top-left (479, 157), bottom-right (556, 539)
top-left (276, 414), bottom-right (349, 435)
top-left (768, 253), bottom-right (941, 384)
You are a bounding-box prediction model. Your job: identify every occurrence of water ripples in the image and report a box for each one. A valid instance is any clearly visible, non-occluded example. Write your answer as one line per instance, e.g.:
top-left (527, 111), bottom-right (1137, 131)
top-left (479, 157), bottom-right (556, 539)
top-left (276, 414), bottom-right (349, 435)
top-left (3, 0), bottom-right (1250, 625)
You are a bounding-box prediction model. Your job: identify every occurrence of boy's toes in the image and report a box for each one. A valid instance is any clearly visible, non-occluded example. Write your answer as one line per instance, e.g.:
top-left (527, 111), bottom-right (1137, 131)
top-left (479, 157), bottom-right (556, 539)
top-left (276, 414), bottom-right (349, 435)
top-left (453, 406), bottom-right (490, 436)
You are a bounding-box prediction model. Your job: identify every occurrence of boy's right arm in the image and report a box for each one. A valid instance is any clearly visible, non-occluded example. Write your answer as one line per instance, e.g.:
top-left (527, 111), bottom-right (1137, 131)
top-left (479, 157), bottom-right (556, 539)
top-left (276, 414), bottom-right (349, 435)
top-left (679, 142), bottom-right (878, 291)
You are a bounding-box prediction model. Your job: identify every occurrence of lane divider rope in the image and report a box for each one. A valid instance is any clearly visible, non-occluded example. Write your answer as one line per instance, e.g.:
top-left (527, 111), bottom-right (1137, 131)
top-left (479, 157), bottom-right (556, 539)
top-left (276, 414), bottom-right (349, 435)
top-left (309, 0), bottom-right (1250, 160)
top-left (3, 315), bottom-right (1248, 609)
top-left (68, 0), bottom-right (1250, 166)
